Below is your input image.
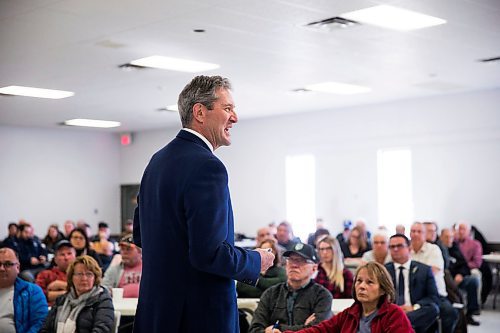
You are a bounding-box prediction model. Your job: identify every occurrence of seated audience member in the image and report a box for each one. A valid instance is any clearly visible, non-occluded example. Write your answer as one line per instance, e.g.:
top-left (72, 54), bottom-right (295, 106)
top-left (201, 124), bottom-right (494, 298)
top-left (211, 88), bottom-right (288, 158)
top-left (17, 224), bottom-right (48, 282)
top-left (386, 234), bottom-right (439, 333)
top-left (354, 219), bottom-right (372, 244)
top-left (2, 223), bottom-right (19, 250)
top-left (91, 222), bottom-right (115, 271)
top-left (440, 228), bottom-right (481, 326)
top-left (276, 221), bottom-right (300, 251)
top-left (410, 222), bottom-right (458, 333)
top-left (42, 224), bottom-right (65, 254)
top-left (361, 230), bottom-right (392, 265)
top-left (256, 227), bottom-right (274, 246)
top-left (0, 247), bottom-right (48, 333)
top-left (121, 219), bottom-right (134, 238)
top-left (306, 218), bottom-right (327, 247)
top-left (336, 219), bottom-right (352, 245)
top-left (395, 224), bottom-right (405, 236)
top-left (40, 255), bottom-right (114, 333)
top-left (287, 262), bottom-right (413, 333)
top-left (249, 243), bottom-right (332, 333)
top-left (423, 221), bottom-right (450, 269)
top-left (35, 240), bottom-right (76, 305)
top-left (314, 236), bottom-right (353, 299)
top-left (340, 226), bottom-right (370, 262)
top-left (63, 220), bottom-right (76, 239)
top-left (102, 234), bottom-right (142, 298)
top-left (76, 221), bottom-right (93, 239)
top-left (237, 238), bottom-right (286, 298)
top-left (456, 222), bottom-right (483, 276)
top-left (68, 228), bottom-right (103, 268)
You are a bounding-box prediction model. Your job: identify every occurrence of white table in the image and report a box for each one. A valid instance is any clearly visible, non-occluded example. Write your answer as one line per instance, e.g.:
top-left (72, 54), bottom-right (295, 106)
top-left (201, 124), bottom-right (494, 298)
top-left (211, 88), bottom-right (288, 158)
top-left (114, 298), bottom-right (262, 316)
top-left (483, 253), bottom-right (500, 309)
top-left (332, 299), bottom-right (354, 314)
top-left (113, 298), bottom-right (138, 316)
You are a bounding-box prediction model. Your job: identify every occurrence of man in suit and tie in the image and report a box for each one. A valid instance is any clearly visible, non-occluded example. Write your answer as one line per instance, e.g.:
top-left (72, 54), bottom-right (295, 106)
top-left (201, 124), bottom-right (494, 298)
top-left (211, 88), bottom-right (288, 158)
top-left (385, 234), bottom-right (439, 333)
top-left (133, 75), bottom-right (275, 333)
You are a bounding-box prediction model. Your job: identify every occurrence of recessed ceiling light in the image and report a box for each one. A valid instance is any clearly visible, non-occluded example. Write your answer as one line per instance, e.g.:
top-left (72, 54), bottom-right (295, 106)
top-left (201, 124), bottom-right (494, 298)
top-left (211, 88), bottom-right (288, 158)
top-left (304, 82), bottom-right (371, 94)
top-left (341, 5), bottom-right (446, 31)
top-left (129, 56), bottom-right (220, 73)
top-left (63, 119), bottom-right (121, 128)
top-left (0, 85), bottom-right (74, 99)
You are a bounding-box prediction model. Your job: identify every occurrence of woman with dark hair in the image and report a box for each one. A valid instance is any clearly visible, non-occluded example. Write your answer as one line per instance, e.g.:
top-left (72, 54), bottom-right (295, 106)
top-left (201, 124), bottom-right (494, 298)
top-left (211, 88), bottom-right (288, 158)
top-left (287, 262), bottom-right (413, 333)
top-left (314, 236), bottom-right (353, 298)
top-left (42, 224), bottom-right (65, 254)
top-left (237, 238), bottom-right (286, 298)
top-left (40, 255), bottom-right (114, 333)
top-left (68, 228), bottom-right (103, 268)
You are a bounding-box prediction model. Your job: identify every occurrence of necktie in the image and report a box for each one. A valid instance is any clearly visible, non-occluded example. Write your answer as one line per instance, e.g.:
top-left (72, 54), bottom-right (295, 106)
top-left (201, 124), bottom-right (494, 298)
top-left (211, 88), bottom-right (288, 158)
top-left (397, 266), bottom-right (405, 305)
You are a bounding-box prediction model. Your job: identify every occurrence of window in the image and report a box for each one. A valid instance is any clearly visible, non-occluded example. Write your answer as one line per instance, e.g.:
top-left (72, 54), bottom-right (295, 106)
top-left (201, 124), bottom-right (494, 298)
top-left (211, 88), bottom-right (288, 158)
top-left (377, 149), bottom-right (414, 232)
top-left (286, 154), bottom-right (316, 241)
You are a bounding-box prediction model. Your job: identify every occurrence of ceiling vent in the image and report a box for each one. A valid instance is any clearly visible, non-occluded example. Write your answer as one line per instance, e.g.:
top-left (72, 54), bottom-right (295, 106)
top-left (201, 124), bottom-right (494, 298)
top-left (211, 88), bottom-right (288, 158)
top-left (478, 56), bottom-right (500, 64)
top-left (305, 16), bottom-right (359, 31)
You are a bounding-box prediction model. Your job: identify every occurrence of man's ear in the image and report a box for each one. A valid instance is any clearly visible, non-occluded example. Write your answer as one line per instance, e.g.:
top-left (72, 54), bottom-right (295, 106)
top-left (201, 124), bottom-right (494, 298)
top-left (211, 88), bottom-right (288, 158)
top-left (192, 103), bottom-right (205, 123)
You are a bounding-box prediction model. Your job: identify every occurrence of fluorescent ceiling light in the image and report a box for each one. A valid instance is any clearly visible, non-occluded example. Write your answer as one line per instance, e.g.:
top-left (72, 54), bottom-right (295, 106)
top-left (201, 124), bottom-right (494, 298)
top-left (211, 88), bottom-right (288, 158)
top-left (305, 82), bottom-right (371, 94)
top-left (64, 119), bottom-right (121, 128)
top-left (130, 56), bottom-right (220, 72)
top-left (341, 5), bottom-right (446, 31)
top-left (166, 104), bottom-right (179, 111)
top-left (0, 85), bottom-right (74, 99)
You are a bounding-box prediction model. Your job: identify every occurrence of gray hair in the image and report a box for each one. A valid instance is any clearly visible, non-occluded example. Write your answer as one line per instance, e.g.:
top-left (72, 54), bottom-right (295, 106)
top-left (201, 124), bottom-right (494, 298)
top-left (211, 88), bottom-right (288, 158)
top-left (177, 75), bottom-right (232, 127)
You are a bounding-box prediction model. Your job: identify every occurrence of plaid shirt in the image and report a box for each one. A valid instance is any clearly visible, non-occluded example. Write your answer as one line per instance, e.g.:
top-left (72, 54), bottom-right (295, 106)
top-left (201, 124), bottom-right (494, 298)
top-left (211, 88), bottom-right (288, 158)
top-left (314, 264), bottom-right (353, 299)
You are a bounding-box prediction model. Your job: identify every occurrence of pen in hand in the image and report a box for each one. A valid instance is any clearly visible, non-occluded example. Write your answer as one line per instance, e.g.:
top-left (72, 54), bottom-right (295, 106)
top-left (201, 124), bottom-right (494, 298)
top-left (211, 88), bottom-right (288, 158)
top-left (272, 320), bottom-right (279, 333)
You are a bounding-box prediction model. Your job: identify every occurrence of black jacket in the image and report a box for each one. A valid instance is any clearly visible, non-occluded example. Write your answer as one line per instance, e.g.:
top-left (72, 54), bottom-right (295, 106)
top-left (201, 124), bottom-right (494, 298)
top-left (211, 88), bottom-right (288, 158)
top-left (40, 286), bottom-right (114, 333)
top-left (447, 242), bottom-right (471, 278)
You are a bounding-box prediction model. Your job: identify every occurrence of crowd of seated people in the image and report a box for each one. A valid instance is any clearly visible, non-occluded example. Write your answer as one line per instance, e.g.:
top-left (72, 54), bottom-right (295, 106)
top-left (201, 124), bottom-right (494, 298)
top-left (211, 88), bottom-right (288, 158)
top-left (0, 219), bottom-right (139, 333)
top-left (0, 216), bottom-right (492, 333)
top-left (241, 217), bottom-right (489, 333)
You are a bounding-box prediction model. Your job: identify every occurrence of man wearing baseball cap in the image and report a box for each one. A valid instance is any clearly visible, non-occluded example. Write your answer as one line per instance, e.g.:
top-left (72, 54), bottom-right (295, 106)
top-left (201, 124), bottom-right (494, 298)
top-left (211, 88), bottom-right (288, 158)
top-left (102, 234), bottom-right (142, 298)
top-left (249, 243), bottom-right (332, 333)
top-left (35, 240), bottom-right (76, 305)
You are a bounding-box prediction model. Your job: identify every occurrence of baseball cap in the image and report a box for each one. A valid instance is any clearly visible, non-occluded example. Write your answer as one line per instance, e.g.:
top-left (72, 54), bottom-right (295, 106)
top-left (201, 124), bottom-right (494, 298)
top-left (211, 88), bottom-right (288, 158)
top-left (283, 243), bottom-right (318, 263)
top-left (54, 240), bottom-right (74, 252)
top-left (119, 234), bottom-right (135, 248)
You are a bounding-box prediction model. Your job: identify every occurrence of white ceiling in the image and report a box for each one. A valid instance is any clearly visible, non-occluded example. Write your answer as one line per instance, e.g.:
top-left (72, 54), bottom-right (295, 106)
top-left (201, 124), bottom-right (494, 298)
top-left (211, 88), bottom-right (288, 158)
top-left (1, 0), bottom-right (499, 132)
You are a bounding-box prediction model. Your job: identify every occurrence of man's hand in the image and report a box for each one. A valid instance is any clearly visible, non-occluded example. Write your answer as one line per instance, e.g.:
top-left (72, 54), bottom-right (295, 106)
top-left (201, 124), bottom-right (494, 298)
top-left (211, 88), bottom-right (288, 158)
top-left (255, 248), bottom-right (275, 273)
top-left (454, 274), bottom-right (464, 285)
top-left (30, 257), bottom-right (40, 265)
top-left (305, 313), bottom-right (316, 325)
top-left (48, 280), bottom-right (67, 291)
top-left (264, 325), bottom-right (282, 333)
top-left (399, 305), bottom-right (413, 313)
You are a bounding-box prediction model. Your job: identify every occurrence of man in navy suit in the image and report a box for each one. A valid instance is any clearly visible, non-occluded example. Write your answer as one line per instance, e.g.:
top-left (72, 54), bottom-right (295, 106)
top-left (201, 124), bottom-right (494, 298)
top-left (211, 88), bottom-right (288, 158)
top-left (133, 76), bottom-right (275, 333)
top-left (386, 234), bottom-right (439, 333)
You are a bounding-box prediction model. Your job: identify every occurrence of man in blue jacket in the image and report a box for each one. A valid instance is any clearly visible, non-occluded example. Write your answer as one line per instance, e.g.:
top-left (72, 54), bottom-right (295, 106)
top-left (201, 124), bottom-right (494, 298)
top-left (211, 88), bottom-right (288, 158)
top-left (133, 75), bottom-right (275, 332)
top-left (0, 247), bottom-right (48, 333)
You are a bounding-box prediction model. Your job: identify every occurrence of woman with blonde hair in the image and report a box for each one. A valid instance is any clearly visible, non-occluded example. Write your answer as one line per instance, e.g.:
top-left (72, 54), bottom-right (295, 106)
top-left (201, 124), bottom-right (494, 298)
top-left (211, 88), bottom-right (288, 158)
top-left (40, 255), bottom-right (114, 333)
top-left (287, 262), bottom-right (413, 333)
top-left (314, 236), bottom-right (353, 298)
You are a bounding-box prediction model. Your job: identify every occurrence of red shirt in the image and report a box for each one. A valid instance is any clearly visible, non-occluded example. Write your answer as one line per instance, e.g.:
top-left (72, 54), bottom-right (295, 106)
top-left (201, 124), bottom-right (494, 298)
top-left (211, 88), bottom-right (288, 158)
top-left (35, 267), bottom-right (67, 305)
top-left (314, 264), bottom-right (353, 299)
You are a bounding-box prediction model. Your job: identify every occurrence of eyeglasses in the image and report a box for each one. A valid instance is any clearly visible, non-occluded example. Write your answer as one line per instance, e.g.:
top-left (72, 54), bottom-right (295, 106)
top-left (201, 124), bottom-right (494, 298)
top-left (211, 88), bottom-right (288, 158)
top-left (286, 257), bottom-right (314, 265)
top-left (0, 261), bottom-right (18, 268)
top-left (389, 243), bottom-right (407, 250)
top-left (318, 246), bottom-right (333, 252)
top-left (73, 272), bottom-right (94, 279)
top-left (373, 241), bottom-right (386, 245)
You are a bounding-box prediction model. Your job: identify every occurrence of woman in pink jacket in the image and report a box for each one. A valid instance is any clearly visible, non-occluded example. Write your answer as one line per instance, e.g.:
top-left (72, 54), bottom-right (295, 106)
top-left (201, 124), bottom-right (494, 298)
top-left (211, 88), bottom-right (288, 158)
top-left (285, 262), bottom-right (414, 333)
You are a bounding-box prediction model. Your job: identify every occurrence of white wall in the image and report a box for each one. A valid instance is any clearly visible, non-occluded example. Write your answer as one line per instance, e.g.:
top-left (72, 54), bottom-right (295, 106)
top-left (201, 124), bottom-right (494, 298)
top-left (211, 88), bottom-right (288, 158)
top-left (119, 89), bottom-right (500, 241)
top-left (0, 126), bottom-right (121, 237)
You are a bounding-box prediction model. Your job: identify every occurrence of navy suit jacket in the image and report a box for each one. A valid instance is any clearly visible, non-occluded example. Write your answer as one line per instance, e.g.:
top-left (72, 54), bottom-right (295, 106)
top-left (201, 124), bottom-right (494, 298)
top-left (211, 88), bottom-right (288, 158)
top-left (385, 260), bottom-right (440, 307)
top-left (133, 130), bottom-right (261, 332)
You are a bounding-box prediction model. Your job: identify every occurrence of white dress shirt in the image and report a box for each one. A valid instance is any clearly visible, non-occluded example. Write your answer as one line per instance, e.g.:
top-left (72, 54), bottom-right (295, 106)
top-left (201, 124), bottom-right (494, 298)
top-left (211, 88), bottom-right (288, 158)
top-left (394, 260), bottom-right (412, 306)
top-left (411, 241), bottom-right (447, 297)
